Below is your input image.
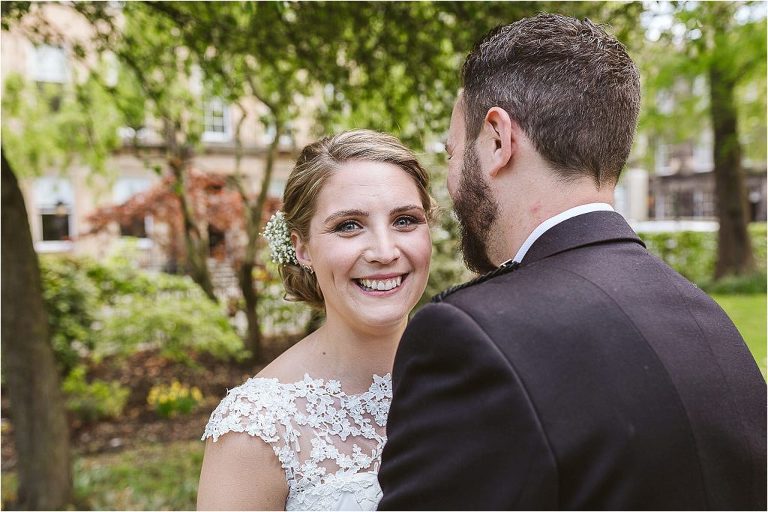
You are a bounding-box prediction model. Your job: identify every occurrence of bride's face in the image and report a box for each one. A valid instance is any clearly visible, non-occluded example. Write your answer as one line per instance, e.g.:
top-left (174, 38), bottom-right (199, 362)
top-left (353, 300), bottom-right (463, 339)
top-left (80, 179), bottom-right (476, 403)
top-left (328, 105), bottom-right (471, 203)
top-left (295, 160), bottom-right (432, 332)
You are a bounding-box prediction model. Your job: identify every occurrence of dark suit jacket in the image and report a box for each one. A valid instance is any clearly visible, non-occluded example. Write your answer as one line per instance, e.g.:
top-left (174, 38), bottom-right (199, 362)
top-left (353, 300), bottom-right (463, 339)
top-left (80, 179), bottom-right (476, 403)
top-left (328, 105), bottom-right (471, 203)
top-left (378, 211), bottom-right (766, 510)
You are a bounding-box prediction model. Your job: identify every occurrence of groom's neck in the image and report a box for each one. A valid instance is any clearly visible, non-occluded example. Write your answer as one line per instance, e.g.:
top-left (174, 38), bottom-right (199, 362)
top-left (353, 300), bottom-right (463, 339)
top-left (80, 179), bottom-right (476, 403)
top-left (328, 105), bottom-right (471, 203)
top-left (491, 178), bottom-right (615, 266)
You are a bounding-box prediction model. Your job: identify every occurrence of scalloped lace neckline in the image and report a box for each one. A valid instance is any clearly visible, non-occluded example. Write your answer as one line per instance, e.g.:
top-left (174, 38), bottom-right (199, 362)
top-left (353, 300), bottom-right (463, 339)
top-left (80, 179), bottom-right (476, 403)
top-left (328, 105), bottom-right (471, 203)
top-left (252, 372), bottom-right (392, 397)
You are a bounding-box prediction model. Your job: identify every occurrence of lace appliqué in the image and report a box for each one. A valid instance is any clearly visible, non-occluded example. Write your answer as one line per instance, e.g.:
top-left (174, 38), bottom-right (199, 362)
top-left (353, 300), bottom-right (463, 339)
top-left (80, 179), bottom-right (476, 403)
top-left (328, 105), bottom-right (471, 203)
top-left (202, 373), bottom-right (391, 510)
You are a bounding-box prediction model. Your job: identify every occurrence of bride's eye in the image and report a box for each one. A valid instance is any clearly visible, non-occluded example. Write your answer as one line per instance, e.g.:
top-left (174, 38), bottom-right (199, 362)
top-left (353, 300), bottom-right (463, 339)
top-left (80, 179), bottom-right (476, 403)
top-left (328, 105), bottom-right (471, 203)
top-left (394, 216), bottom-right (421, 229)
top-left (334, 220), bottom-right (362, 233)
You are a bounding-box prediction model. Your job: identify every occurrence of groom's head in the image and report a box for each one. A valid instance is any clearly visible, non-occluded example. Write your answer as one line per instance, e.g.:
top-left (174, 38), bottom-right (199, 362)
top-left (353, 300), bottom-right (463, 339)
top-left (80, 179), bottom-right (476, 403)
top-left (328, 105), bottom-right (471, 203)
top-left (448, 14), bottom-right (641, 273)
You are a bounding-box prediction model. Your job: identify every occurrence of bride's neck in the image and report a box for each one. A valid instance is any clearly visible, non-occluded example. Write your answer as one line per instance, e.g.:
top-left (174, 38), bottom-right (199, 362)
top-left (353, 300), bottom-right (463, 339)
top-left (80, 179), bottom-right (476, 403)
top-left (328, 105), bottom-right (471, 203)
top-left (308, 313), bottom-right (405, 392)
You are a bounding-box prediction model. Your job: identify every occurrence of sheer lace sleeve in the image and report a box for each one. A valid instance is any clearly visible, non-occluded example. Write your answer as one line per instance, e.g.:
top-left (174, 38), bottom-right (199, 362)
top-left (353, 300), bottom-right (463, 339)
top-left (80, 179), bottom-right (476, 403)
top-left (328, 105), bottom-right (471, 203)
top-left (202, 377), bottom-right (302, 478)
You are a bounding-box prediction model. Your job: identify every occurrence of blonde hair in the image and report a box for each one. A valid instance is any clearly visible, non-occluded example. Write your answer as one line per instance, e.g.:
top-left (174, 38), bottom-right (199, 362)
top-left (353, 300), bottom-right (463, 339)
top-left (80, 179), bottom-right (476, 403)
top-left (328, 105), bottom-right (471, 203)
top-left (279, 129), bottom-right (434, 309)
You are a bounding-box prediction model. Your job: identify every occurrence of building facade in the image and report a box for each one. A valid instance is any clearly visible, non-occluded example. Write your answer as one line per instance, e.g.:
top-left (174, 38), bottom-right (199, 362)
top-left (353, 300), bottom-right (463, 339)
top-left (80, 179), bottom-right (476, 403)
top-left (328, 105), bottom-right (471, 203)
top-left (2, 4), bottom-right (316, 273)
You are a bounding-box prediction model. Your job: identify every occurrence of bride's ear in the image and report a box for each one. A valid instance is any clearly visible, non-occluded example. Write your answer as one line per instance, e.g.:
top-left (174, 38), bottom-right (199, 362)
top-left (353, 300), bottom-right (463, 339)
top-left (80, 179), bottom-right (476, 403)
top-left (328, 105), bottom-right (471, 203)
top-left (292, 232), bottom-right (312, 268)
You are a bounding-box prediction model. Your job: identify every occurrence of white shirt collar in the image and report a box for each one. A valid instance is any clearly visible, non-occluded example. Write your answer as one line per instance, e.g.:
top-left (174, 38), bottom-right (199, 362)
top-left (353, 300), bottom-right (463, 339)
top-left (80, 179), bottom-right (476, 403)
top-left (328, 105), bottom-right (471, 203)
top-left (504, 203), bottom-right (615, 265)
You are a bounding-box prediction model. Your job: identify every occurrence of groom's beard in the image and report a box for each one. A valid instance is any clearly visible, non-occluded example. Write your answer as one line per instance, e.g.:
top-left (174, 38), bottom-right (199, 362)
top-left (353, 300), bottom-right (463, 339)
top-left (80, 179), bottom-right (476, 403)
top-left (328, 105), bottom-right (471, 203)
top-left (453, 146), bottom-right (500, 275)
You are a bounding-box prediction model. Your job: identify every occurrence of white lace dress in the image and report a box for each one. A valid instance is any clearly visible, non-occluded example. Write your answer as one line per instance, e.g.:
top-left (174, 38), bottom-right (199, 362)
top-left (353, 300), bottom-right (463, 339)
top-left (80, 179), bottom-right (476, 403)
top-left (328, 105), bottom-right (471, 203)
top-left (202, 373), bottom-right (391, 510)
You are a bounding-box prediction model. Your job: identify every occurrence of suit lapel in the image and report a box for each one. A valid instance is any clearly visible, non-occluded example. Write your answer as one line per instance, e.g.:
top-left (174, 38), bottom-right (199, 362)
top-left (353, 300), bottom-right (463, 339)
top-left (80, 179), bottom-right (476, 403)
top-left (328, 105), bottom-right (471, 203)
top-left (521, 211), bottom-right (645, 265)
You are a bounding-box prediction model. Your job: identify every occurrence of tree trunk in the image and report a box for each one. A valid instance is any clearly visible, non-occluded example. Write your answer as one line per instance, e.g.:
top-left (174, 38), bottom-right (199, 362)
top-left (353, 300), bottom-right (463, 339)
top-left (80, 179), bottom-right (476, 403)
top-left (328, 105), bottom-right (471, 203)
top-left (173, 163), bottom-right (217, 301)
top-left (232, 104), bottom-right (264, 361)
top-left (1, 149), bottom-right (73, 510)
top-left (239, 121), bottom-right (282, 361)
top-left (708, 64), bottom-right (755, 278)
top-left (239, 261), bottom-right (262, 361)
top-left (164, 119), bottom-right (217, 301)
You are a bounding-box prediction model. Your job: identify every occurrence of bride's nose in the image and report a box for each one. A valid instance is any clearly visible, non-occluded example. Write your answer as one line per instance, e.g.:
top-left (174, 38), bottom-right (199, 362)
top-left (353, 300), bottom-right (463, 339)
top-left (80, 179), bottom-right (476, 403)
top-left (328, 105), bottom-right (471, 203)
top-left (364, 230), bottom-right (401, 264)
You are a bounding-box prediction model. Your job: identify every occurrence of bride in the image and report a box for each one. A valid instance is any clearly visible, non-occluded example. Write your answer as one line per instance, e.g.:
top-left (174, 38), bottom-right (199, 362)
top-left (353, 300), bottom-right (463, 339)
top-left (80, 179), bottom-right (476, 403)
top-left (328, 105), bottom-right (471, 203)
top-left (197, 129), bottom-right (434, 510)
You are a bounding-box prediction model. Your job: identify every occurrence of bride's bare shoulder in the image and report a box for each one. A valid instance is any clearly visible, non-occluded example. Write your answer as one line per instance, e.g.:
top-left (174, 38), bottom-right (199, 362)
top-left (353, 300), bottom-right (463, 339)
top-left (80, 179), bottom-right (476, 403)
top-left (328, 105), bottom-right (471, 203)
top-left (255, 332), bottom-right (318, 383)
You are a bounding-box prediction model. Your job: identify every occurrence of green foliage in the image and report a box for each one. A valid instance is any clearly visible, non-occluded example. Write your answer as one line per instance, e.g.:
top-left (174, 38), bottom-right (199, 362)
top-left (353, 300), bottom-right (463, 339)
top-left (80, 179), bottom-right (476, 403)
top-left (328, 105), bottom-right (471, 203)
top-left (39, 256), bottom-right (101, 374)
top-left (0, 2), bottom-right (31, 30)
top-left (711, 293), bottom-right (767, 379)
top-left (293, 1), bottom-right (630, 149)
top-left (1, 72), bottom-right (123, 178)
top-left (256, 249), bottom-right (313, 336)
top-left (146, 381), bottom-right (203, 418)
top-left (699, 272), bottom-right (767, 295)
top-left (73, 440), bottom-right (204, 510)
top-left (638, 223), bottom-right (766, 286)
top-left (62, 366), bottom-right (130, 423)
top-left (405, 154), bottom-right (473, 309)
top-left (135, 1), bottom-right (627, 152)
top-left (39, 255), bottom-right (247, 369)
top-left (635, 2), bottom-right (767, 166)
top-left (113, 4), bottom-right (203, 147)
top-left (1, 440), bottom-right (205, 510)
top-left (97, 287), bottom-right (245, 364)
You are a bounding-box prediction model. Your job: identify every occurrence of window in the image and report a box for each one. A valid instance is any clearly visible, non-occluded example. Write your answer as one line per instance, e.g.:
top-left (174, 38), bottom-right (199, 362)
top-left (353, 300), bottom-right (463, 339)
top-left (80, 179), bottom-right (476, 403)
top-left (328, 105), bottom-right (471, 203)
top-left (34, 178), bottom-right (74, 247)
top-left (692, 134), bottom-right (713, 173)
top-left (113, 177), bottom-right (152, 238)
top-left (262, 123), bottom-right (295, 149)
top-left (29, 45), bottom-right (68, 83)
top-left (120, 217), bottom-right (148, 238)
top-left (693, 190), bottom-right (715, 218)
top-left (673, 190), bottom-right (695, 219)
top-left (113, 177), bottom-right (152, 204)
top-left (655, 143), bottom-right (672, 175)
top-left (208, 225), bottom-right (226, 258)
top-left (202, 98), bottom-right (231, 142)
top-left (41, 202), bottom-right (71, 241)
top-left (262, 123), bottom-right (277, 145)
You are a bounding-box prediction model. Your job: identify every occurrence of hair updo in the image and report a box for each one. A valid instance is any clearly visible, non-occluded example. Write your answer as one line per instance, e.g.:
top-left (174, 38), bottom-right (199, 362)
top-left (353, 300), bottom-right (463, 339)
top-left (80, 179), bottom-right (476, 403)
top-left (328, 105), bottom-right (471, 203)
top-left (279, 129), bottom-right (434, 310)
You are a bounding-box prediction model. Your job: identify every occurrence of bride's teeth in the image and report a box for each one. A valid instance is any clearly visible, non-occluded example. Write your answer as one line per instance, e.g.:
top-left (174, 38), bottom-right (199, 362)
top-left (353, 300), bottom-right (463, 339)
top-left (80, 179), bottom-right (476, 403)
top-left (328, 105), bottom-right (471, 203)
top-left (358, 276), bottom-right (403, 291)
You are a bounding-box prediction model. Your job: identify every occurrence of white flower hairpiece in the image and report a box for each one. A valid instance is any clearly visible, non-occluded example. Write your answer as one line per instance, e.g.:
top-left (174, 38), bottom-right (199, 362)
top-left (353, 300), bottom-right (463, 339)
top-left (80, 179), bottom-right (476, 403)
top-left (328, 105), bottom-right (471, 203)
top-left (262, 211), bottom-right (298, 265)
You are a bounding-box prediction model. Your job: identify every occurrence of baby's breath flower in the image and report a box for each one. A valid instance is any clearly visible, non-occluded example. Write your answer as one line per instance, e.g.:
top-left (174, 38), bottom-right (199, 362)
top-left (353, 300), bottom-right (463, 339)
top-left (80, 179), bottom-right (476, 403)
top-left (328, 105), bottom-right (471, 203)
top-left (262, 211), bottom-right (298, 265)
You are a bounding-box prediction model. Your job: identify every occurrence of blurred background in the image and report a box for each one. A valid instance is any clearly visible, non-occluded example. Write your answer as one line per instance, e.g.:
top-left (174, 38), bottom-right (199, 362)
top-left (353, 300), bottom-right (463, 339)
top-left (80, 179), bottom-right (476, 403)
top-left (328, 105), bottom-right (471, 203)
top-left (1, 1), bottom-right (765, 509)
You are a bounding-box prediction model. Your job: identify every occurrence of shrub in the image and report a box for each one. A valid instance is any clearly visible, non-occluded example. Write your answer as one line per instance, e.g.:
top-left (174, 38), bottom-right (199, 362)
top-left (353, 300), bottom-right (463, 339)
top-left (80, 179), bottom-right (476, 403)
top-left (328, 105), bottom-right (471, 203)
top-left (256, 264), bottom-right (313, 337)
top-left (40, 255), bottom-right (247, 367)
top-left (147, 381), bottom-right (203, 418)
top-left (95, 278), bottom-right (247, 364)
top-left (39, 256), bottom-right (100, 374)
top-left (699, 272), bottom-right (767, 295)
top-left (62, 366), bottom-right (130, 423)
top-left (638, 223), bottom-right (766, 287)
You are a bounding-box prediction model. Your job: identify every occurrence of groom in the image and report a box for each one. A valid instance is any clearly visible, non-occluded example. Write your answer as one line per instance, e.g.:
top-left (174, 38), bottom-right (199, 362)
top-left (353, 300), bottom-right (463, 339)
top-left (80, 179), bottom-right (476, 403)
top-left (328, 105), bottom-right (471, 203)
top-left (378, 14), bottom-right (766, 510)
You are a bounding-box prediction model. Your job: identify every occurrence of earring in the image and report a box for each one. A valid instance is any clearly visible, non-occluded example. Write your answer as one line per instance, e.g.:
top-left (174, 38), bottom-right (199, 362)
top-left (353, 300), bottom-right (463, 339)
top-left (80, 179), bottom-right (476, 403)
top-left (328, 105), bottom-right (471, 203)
top-left (301, 264), bottom-right (314, 274)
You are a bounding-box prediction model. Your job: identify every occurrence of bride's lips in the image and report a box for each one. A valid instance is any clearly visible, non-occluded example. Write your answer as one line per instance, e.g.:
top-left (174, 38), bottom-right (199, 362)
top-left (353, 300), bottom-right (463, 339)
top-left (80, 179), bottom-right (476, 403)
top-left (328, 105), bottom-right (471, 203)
top-left (353, 273), bottom-right (409, 296)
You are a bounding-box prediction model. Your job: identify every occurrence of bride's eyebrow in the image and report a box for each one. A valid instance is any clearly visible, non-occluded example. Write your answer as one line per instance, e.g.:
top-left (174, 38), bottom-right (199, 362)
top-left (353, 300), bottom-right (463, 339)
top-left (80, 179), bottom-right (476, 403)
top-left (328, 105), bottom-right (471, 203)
top-left (324, 209), bottom-right (368, 224)
top-left (390, 205), bottom-right (424, 215)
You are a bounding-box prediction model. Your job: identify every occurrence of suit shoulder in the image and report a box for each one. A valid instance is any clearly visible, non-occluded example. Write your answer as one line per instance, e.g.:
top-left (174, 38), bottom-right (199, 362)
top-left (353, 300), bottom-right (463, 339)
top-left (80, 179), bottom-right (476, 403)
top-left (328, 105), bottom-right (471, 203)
top-left (437, 261), bottom-right (548, 311)
top-left (432, 261), bottom-right (523, 303)
top-left (403, 301), bottom-right (501, 358)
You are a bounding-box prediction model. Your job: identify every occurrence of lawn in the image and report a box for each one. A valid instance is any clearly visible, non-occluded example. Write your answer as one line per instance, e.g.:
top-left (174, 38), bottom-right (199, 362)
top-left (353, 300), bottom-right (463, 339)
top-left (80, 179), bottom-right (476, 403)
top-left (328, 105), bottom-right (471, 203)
top-left (2, 440), bottom-right (205, 510)
top-left (711, 293), bottom-right (767, 379)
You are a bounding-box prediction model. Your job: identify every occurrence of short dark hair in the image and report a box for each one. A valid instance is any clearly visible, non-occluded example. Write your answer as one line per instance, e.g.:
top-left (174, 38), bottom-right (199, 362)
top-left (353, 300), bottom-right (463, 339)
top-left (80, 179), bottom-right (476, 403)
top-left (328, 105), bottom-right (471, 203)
top-left (461, 13), bottom-right (641, 185)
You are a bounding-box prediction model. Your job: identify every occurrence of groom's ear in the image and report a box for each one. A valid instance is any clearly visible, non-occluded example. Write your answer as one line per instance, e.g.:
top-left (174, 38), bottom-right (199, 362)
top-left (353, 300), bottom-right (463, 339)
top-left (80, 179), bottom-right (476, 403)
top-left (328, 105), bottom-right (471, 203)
top-left (479, 107), bottom-right (515, 178)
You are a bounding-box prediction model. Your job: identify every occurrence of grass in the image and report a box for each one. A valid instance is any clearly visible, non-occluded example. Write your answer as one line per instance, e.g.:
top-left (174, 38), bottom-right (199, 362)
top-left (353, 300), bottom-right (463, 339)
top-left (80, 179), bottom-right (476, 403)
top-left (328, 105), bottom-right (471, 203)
top-left (2, 440), bottom-right (205, 510)
top-left (711, 293), bottom-right (767, 379)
